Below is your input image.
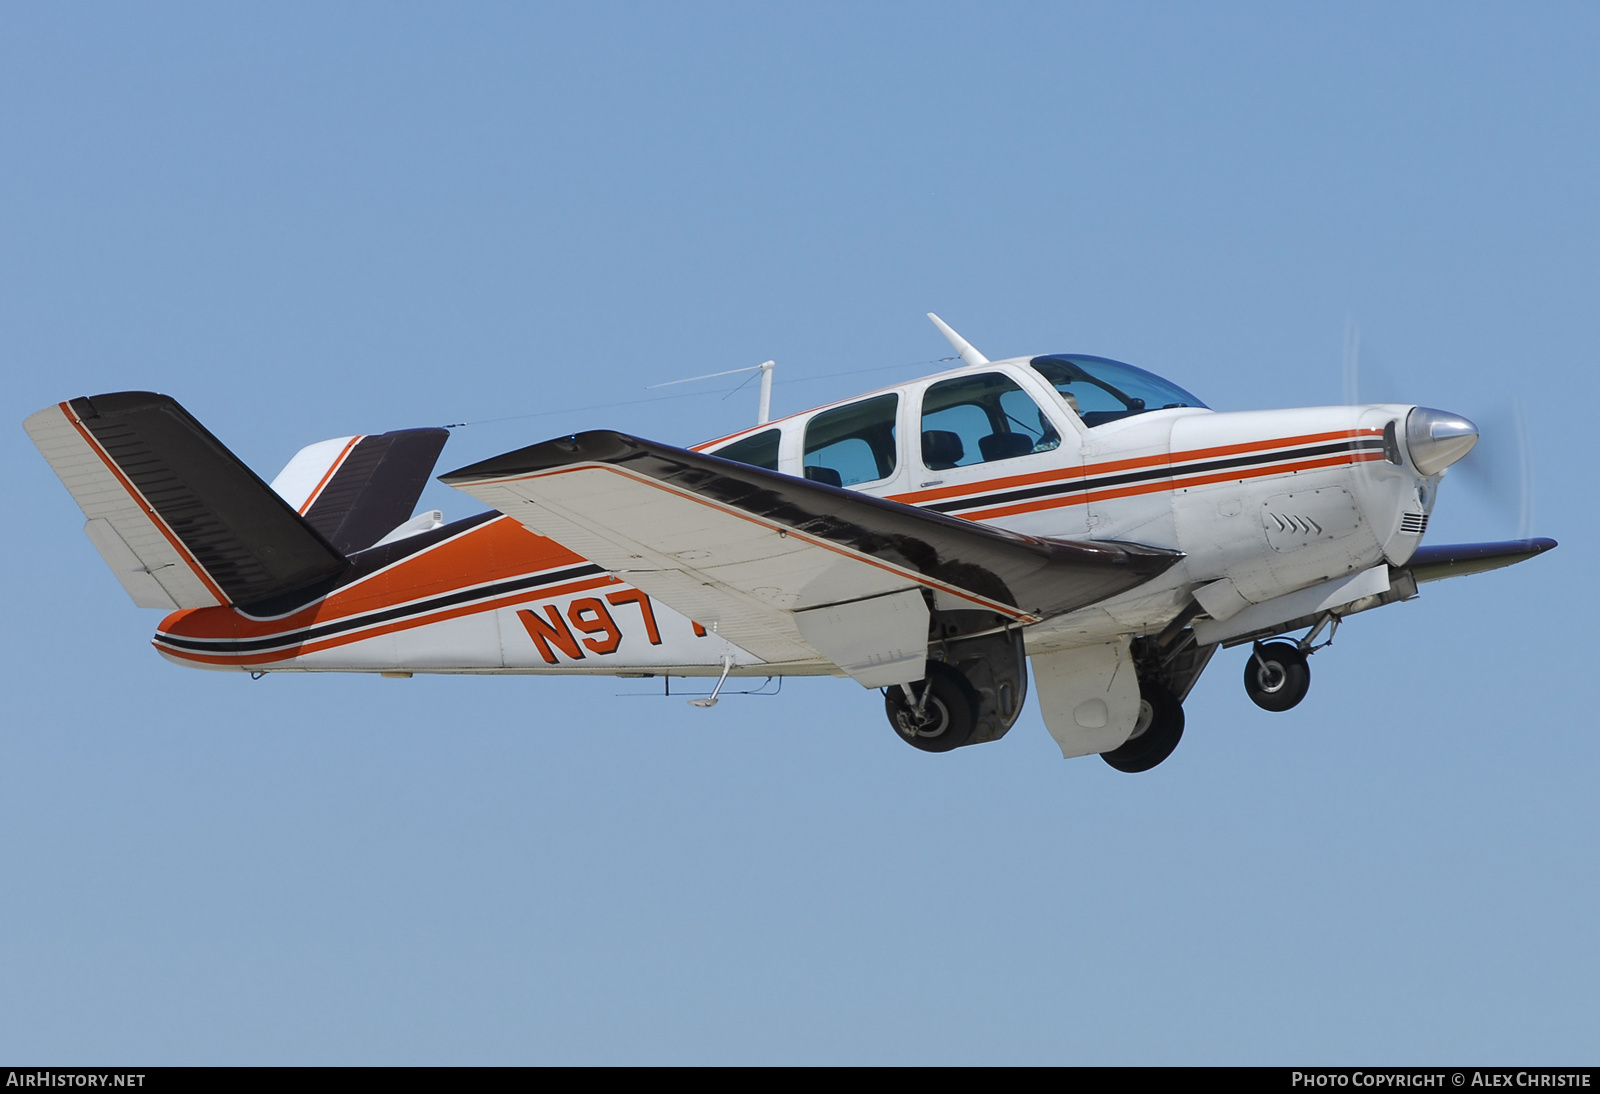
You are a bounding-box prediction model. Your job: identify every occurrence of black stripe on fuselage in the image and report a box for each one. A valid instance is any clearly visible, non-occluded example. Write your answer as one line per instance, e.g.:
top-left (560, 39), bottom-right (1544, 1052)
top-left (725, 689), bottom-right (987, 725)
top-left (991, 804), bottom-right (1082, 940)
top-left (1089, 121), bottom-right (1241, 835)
top-left (923, 438), bottom-right (1384, 515)
top-left (154, 562), bottom-right (607, 655)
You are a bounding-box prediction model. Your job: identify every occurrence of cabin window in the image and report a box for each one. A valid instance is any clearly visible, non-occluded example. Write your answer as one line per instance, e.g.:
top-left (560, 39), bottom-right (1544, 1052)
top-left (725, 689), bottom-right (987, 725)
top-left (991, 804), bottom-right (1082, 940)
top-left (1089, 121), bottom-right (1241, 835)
top-left (803, 393), bottom-right (899, 487)
top-left (919, 373), bottom-right (1060, 470)
top-left (711, 428), bottom-right (781, 471)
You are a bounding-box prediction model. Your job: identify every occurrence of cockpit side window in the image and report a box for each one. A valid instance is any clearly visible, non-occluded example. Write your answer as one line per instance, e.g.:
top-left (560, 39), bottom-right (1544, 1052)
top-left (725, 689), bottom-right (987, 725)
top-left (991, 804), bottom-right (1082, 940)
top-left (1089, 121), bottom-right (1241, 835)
top-left (919, 373), bottom-right (1061, 470)
top-left (710, 428), bottom-right (781, 471)
top-left (803, 393), bottom-right (899, 487)
top-left (1030, 355), bottom-right (1206, 428)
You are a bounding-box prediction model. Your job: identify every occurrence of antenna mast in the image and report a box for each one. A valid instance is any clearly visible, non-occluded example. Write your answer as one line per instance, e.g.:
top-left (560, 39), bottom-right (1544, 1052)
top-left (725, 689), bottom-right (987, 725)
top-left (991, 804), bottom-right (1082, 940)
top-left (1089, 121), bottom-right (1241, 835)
top-left (927, 313), bottom-right (989, 367)
top-left (757, 361), bottom-right (775, 424)
top-left (647, 359), bottom-right (777, 425)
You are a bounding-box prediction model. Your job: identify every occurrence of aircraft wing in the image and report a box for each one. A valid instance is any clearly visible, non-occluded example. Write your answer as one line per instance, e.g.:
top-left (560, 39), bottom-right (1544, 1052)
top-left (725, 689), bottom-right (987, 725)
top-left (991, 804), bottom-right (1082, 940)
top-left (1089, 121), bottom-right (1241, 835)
top-left (441, 430), bottom-right (1178, 684)
top-left (1400, 538), bottom-right (1557, 583)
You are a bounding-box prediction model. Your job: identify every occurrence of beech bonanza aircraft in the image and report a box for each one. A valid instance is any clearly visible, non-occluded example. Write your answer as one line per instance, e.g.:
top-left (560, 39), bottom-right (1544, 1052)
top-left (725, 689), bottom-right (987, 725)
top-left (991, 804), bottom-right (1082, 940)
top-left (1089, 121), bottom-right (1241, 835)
top-left (25, 315), bottom-right (1555, 770)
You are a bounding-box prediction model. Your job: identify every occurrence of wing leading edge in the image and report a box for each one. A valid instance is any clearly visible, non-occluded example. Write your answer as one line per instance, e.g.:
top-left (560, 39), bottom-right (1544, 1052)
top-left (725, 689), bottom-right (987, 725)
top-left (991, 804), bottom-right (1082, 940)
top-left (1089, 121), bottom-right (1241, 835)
top-left (1401, 538), bottom-right (1557, 583)
top-left (441, 430), bottom-right (1180, 681)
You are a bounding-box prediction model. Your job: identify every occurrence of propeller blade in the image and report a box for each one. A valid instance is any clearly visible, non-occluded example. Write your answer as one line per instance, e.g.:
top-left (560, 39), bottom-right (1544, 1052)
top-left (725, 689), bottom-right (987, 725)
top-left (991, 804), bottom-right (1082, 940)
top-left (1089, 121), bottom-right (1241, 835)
top-left (1454, 399), bottom-right (1534, 539)
top-left (1337, 320), bottom-right (1534, 538)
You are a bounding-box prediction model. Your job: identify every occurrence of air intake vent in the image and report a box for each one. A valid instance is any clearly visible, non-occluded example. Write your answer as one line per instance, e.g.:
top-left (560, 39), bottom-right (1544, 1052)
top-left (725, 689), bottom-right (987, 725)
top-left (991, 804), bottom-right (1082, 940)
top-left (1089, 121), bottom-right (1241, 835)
top-left (1400, 512), bottom-right (1429, 536)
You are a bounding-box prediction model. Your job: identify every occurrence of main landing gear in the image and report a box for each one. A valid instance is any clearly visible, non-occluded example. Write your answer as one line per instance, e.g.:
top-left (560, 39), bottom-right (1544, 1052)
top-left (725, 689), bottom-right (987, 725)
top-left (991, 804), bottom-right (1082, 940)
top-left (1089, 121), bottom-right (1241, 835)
top-left (1100, 678), bottom-right (1185, 773)
top-left (885, 629), bottom-right (1029, 753)
top-left (1097, 629), bottom-right (1214, 773)
top-left (885, 662), bottom-right (979, 753)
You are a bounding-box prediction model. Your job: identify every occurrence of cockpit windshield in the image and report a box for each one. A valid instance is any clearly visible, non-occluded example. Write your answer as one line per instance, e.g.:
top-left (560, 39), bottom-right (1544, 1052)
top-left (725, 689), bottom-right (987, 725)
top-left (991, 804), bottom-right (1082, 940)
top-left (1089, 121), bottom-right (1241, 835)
top-left (1030, 355), bottom-right (1207, 428)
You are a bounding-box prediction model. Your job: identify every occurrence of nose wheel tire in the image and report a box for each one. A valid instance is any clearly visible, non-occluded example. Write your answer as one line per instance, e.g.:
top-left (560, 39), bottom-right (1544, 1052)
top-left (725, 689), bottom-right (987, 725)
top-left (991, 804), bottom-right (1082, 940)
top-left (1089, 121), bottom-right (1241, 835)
top-left (1100, 681), bottom-right (1185, 773)
top-left (1243, 641), bottom-right (1311, 712)
top-left (885, 662), bottom-right (978, 753)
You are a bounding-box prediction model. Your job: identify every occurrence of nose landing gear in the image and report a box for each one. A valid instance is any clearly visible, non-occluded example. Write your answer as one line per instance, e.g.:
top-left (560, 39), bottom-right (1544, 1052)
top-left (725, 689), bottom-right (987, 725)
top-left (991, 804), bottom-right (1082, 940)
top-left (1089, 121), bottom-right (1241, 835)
top-left (1240, 610), bottom-right (1341, 712)
top-left (1243, 640), bottom-right (1311, 711)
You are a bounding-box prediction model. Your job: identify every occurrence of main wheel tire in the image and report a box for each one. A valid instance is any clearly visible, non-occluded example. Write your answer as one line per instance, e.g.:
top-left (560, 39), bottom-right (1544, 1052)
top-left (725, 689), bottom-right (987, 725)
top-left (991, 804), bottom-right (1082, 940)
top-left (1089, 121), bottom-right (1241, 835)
top-left (1100, 680), bottom-right (1185, 773)
top-left (885, 662), bottom-right (978, 753)
top-left (1243, 641), bottom-right (1311, 712)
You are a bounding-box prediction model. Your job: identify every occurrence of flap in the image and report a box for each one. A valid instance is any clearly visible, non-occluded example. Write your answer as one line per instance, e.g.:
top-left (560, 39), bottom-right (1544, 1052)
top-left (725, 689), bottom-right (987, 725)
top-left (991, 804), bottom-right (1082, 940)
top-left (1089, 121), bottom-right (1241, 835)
top-left (794, 588), bottom-right (929, 688)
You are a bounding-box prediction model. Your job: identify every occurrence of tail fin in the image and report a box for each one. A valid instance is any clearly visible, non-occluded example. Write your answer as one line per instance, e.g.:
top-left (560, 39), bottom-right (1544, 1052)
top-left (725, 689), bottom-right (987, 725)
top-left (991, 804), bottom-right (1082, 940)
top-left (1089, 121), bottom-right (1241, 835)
top-left (270, 428), bottom-right (449, 555)
top-left (25, 392), bottom-right (348, 609)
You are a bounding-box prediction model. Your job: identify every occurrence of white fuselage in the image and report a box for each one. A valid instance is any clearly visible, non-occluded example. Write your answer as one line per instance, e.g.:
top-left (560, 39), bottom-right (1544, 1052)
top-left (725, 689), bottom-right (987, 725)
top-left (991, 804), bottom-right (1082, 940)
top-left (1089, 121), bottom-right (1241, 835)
top-left (153, 355), bottom-right (1438, 676)
top-left (696, 357), bottom-right (1432, 657)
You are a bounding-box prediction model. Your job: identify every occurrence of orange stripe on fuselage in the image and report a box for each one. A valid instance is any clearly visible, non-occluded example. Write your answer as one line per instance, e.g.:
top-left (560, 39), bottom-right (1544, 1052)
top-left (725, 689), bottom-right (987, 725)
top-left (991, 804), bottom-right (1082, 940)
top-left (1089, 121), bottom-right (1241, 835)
top-left (889, 428), bottom-right (1383, 506)
top-left (160, 572), bottom-right (618, 666)
top-left (955, 450), bottom-right (1386, 521)
top-left (158, 515), bottom-right (588, 643)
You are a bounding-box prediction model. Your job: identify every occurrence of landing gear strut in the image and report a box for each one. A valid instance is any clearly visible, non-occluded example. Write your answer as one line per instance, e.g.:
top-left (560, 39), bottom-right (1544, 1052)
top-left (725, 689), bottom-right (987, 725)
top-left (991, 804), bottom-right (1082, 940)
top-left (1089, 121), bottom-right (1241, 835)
top-left (1243, 640), bottom-right (1311, 712)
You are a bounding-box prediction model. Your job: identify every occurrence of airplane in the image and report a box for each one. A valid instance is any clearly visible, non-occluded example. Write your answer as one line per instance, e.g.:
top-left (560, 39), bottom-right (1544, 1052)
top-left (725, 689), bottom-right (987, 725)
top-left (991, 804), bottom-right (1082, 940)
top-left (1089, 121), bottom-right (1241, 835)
top-left (23, 314), bottom-right (1556, 771)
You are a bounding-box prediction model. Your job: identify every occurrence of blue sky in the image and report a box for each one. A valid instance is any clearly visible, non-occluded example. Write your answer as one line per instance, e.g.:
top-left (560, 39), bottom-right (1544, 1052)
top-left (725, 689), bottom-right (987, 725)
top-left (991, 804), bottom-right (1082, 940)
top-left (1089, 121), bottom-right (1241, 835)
top-left (3, 2), bottom-right (1596, 1063)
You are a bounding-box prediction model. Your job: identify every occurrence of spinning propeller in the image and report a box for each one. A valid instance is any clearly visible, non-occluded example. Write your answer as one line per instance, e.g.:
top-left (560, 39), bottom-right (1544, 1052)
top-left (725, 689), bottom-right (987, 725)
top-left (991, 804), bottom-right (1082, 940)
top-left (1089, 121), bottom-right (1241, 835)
top-left (1342, 321), bottom-right (1534, 538)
